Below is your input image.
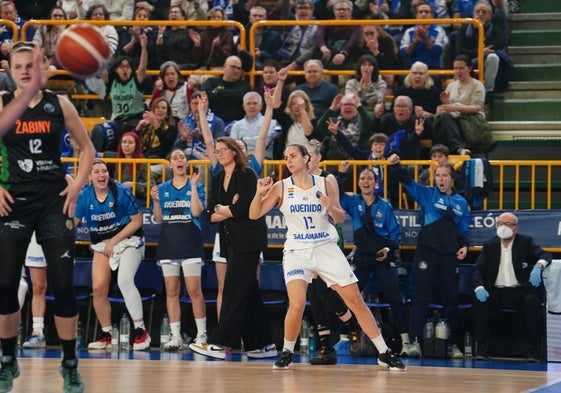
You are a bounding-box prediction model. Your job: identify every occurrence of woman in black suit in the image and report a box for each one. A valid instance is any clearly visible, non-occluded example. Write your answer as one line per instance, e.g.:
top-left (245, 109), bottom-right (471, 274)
top-left (188, 135), bottom-right (276, 359)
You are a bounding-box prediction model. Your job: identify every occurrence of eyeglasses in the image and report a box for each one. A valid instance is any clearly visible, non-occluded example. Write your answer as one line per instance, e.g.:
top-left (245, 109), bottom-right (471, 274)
top-left (227, 64), bottom-right (242, 70)
top-left (363, 31), bottom-right (376, 36)
top-left (496, 221), bottom-right (517, 228)
top-left (214, 147), bottom-right (230, 156)
top-left (118, 65), bottom-right (131, 69)
top-left (341, 103), bottom-right (356, 107)
top-left (335, 8), bottom-right (350, 12)
top-left (296, 6), bottom-right (312, 10)
top-left (394, 104), bottom-right (411, 109)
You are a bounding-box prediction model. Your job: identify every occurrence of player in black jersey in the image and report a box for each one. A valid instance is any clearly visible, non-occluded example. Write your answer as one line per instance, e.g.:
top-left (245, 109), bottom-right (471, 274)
top-left (0, 42), bottom-right (95, 393)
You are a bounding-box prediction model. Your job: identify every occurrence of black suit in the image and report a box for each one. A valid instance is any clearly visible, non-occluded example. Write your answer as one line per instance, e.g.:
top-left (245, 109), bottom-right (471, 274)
top-left (207, 167), bottom-right (272, 350)
top-left (472, 234), bottom-right (551, 351)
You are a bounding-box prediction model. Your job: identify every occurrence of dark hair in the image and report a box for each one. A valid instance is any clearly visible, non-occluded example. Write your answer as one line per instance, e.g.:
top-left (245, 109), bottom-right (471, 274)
top-left (354, 54), bottom-right (379, 82)
top-left (112, 55), bottom-right (136, 80)
top-left (86, 4), bottom-right (110, 19)
top-left (91, 159), bottom-right (120, 210)
top-left (284, 144), bottom-right (310, 170)
top-left (262, 59), bottom-right (281, 71)
top-left (453, 54), bottom-right (472, 68)
top-left (429, 144), bottom-right (450, 157)
top-left (360, 167), bottom-right (377, 180)
top-left (150, 97), bottom-right (175, 127)
top-left (368, 132), bottom-right (388, 147)
top-left (215, 137), bottom-right (248, 170)
top-left (168, 5), bottom-right (187, 19)
top-left (436, 162), bottom-right (455, 178)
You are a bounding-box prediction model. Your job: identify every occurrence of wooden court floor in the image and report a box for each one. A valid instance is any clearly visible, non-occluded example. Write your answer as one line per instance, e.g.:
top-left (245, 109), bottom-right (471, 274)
top-left (8, 355), bottom-right (561, 393)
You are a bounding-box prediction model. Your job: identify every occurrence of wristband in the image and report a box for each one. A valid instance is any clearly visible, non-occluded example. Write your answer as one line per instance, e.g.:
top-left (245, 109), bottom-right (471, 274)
top-left (214, 204), bottom-right (221, 213)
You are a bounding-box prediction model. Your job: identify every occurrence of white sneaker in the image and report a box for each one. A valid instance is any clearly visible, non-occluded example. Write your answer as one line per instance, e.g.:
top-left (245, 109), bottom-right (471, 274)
top-left (163, 333), bottom-right (183, 351)
top-left (22, 334), bottom-right (46, 349)
top-left (189, 343), bottom-right (227, 360)
top-left (195, 333), bottom-right (207, 345)
top-left (401, 342), bottom-right (422, 358)
top-left (87, 332), bottom-right (112, 350)
top-left (247, 343), bottom-right (278, 359)
top-left (449, 344), bottom-right (465, 359)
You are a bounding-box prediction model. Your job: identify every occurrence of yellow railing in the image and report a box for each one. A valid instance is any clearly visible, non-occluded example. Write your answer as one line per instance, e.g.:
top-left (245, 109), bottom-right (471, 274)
top-left (22, 17), bottom-right (484, 94)
top-left (62, 157), bottom-right (561, 211)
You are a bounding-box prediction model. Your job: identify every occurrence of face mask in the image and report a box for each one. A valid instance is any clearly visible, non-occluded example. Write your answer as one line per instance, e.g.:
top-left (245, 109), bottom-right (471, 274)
top-left (496, 225), bottom-right (514, 240)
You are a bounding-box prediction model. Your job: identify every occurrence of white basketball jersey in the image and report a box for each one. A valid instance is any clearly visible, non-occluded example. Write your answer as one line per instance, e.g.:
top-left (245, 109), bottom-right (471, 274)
top-left (280, 175), bottom-right (339, 250)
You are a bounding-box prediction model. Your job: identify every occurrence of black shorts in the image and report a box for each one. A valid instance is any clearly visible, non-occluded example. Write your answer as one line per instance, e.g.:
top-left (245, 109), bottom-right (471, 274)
top-left (0, 180), bottom-right (75, 242)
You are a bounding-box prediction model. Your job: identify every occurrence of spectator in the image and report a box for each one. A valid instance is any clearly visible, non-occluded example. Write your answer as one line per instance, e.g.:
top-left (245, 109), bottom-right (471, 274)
top-left (329, 131), bottom-right (388, 197)
top-left (313, 0), bottom-right (361, 85)
top-left (294, 59), bottom-right (339, 118)
top-left (473, 212), bottom-right (550, 362)
top-left (31, 6), bottom-right (68, 68)
top-left (0, 2), bottom-right (36, 63)
top-left (433, 54), bottom-right (494, 155)
top-left (151, 60), bottom-right (193, 123)
top-left (418, 143), bottom-right (449, 185)
top-left (275, 0), bottom-right (318, 73)
top-left (14, 0), bottom-right (57, 20)
top-left (201, 55), bottom-right (250, 125)
top-left (136, 97), bottom-right (178, 160)
top-left (116, 131), bottom-right (148, 200)
top-left (155, 5), bottom-right (199, 71)
top-left (191, 7), bottom-right (236, 73)
top-left (351, 25), bottom-right (399, 95)
top-left (345, 54), bottom-right (387, 112)
top-left (117, 6), bottom-right (158, 71)
top-left (171, 0), bottom-right (208, 20)
top-left (399, 2), bottom-right (448, 70)
top-left (75, 160), bottom-right (151, 352)
top-left (379, 0), bottom-right (415, 45)
top-left (151, 148), bottom-right (208, 351)
top-left (99, 0), bottom-right (135, 20)
top-left (135, 0), bottom-right (172, 21)
top-left (174, 91), bottom-right (226, 162)
top-left (255, 59), bottom-right (291, 123)
top-left (90, 38), bottom-right (147, 153)
top-left (85, 4), bottom-right (119, 56)
top-left (388, 154), bottom-right (470, 359)
top-left (373, 95), bottom-right (431, 160)
top-left (229, 91), bottom-right (279, 158)
top-left (244, 6), bottom-right (282, 70)
top-left (394, 61), bottom-right (441, 119)
top-left (318, 92), bottom-right (374, 160)
top-left (457, 0), bottom-right (513, 97)
top-left (58, 0), bottom-right (90, 20)
top-left (273, 89), bottom-right (316, 159)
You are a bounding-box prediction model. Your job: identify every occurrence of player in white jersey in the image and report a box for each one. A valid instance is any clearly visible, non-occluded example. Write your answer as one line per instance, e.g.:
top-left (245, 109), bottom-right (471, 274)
top-left (249, 144), bottom-right (406, 371)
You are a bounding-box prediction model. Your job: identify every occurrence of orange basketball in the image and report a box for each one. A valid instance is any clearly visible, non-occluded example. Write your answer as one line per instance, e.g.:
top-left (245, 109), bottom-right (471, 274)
top-left (56, 24), bottom-right (111, 79)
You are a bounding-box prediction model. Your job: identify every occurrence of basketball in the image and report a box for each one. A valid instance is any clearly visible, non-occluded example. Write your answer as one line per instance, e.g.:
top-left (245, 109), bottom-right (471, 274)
top-left (56, 24), bottom-right (111, 79)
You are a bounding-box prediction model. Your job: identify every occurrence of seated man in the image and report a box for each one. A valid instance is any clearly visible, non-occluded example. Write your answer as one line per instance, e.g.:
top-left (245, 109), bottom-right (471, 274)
top-left (472, 212), bottom-right (551, 362)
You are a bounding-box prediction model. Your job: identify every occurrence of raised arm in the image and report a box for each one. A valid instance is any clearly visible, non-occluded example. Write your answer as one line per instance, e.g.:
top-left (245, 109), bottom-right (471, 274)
top-left (254, 86), bottom-right (274, 167)
top-left (198, 91), bottom-right (218, 169)
top-left (249, 177), bottom-right (281, 219)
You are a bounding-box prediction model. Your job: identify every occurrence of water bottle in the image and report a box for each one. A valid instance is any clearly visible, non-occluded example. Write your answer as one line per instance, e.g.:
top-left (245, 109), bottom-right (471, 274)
top-left (435, 319), bottom-right (448, 339)
top-left (308, 325), bottom-right (317, 355)
top-left (464, 331), bottom-right (473, 359)
top-left (300, 318), bottom-right (309, 353)
top-left (424, 318), bottom-right (434, 339)
top-left (119, 313), bottom-right (130, 350)
top-left (111, 324), bottom-right (119, 350)
top-left (76, 321), bottom-right (84, 349)
top-left (160, 314), bottom-right (170, 350)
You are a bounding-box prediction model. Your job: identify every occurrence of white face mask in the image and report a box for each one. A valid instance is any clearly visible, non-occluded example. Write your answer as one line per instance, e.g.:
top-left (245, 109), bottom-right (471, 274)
top-left (496, 225), bottom-right (514, 240)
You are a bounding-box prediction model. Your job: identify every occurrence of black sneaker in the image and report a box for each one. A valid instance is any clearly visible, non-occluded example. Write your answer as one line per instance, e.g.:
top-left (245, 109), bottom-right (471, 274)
top-left (310, 346), bottom-right (337, 365)
top-left (0, 356), bottom-right (20, 393)
top-left (349, 330), bottom-right (366, 357)
top-left (60, 358), bottom-right (84, 393)
top-left (273, 349), bottom-right (293, 370)
top-left (378, 349), bottom-right (406, 371)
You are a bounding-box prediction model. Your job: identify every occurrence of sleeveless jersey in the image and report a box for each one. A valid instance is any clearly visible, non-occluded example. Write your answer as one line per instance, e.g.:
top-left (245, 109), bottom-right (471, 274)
top-left (156, 180), bottom-right (206, 260)
top-left (75, 182), bottom-right (143, 244)
top-left (0, 91), bottom-right (66, 187)
top-left (110, 76), bottom-right (145, 120)
top-left (280, 175), bottom-right (339, 250)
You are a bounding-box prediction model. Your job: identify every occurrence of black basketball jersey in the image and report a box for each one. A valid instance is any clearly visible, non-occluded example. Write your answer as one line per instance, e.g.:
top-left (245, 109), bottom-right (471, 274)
top-left (0, 90), bottom-right (66, 188)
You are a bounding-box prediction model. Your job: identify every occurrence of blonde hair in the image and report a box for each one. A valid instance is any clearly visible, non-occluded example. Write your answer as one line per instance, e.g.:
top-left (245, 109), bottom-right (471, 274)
top-left (285, 90), bottom-right (315, 121)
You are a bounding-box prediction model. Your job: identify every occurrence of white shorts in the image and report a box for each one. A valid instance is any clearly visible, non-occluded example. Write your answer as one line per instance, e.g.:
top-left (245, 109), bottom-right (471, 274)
top-left (159, 258), bottom-right (203, 277)
top-left (282, 241), bottom-right (357, 288)
top-left (25, 232), bottom-right (46, 268)
top-left (212, 232), bottom-right (227, 264)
